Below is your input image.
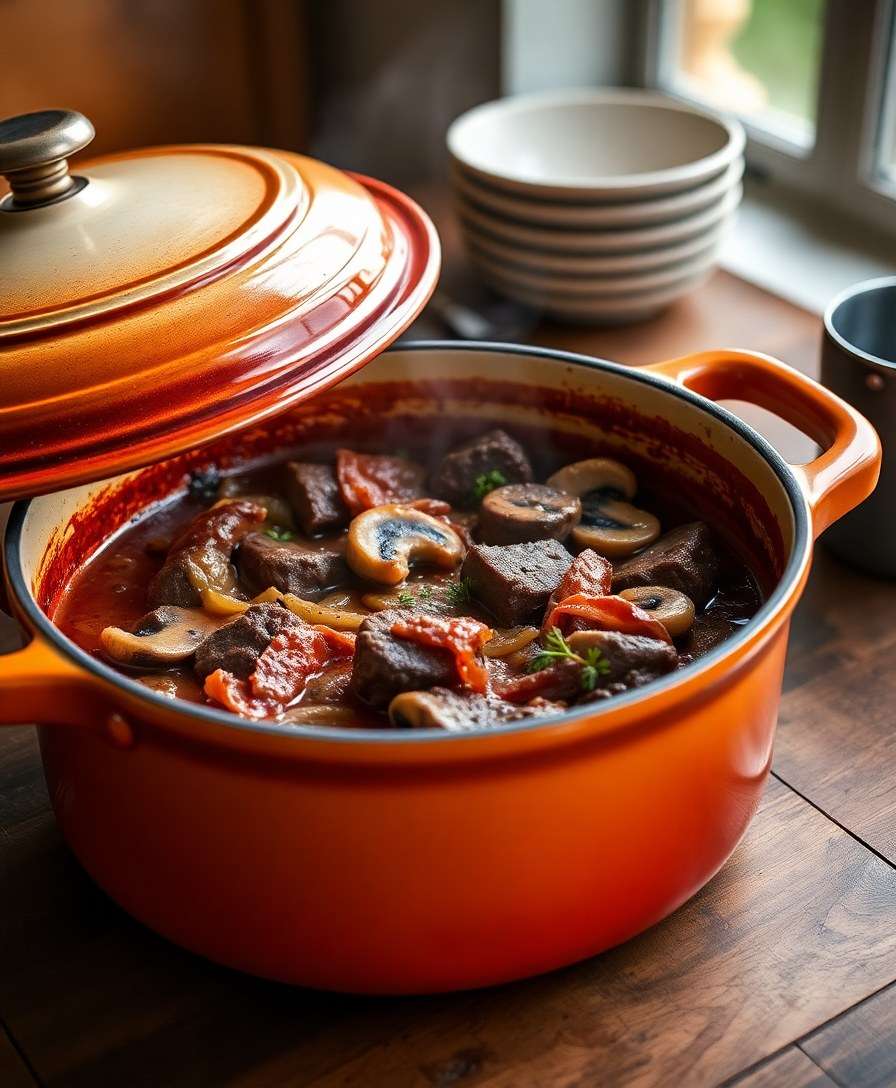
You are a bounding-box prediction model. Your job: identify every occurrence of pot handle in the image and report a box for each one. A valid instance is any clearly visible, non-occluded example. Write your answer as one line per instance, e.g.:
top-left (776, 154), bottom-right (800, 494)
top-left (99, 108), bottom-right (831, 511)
top-left (643, 349), bottom-right (881, 538)
top-left (0, 631), bottom-right (102, 726)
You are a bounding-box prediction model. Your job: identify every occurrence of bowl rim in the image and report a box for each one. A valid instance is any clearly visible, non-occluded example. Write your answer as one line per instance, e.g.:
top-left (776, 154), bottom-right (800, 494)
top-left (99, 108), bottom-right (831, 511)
top-left (451, 156), bottom-right (745, 220)
top-left (456, 182), bottom-right (742, 253)
top-left (5, 341), bottom-right (810, 746)
top-left (446, 88), bottom-right (747, 196)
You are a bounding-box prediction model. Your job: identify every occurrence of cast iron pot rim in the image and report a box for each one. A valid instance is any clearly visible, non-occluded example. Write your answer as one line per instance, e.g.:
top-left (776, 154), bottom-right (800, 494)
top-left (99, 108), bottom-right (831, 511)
top-left (5, 340), bottom-right (810, 745)
top-left (824, 275), bottom-right (896, 371)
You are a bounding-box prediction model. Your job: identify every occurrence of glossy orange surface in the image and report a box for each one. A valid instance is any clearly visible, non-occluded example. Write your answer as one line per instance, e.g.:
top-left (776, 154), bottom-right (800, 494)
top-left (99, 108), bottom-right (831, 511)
top-left (0, 345), bottom-right (881, 992)
top-left (0, 149), bottom-right (440, 501)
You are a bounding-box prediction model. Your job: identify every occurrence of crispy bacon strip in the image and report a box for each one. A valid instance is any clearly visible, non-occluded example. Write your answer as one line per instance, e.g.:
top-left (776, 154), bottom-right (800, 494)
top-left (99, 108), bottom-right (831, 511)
top-left (204, 624), bottom-right (340, 719)
top-left (543, 593), bottom-right (672, 643)
top-left (336, 449), bottom-right (423, 515)
top-left (313, 625), bottom-right (356, 657)
top-left (391, 613), bottom-right (493, 694)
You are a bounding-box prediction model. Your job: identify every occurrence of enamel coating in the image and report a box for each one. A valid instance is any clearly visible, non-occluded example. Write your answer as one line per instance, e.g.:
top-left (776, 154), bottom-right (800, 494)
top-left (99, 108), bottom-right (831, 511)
top-left (0, 345), bottom-right (880, 993)
top-left (0, 148), bottom-right (439, 501)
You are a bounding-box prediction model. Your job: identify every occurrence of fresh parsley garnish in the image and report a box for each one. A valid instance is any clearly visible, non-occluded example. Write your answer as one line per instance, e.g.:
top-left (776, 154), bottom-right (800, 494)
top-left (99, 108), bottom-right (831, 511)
top-left (397, 590), bottom-right (416, 606)
top-left (265, 526), bottom-right (294, 542)
top-left (443, 576), bottom-right (473, 606)
top-left (527, 627), bottom-right (610, 693)
top-left (418, 585), bottom-right (432, 599)
top-left (472, 469), bottom-right (508, 502)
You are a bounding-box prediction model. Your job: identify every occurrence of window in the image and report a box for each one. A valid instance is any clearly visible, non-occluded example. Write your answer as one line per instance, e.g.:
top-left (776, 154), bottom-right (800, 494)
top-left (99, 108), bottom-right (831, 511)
top-left (642, 0), bottom-right (896, 234)
top-left (660, 0), bottom-right (825, 148)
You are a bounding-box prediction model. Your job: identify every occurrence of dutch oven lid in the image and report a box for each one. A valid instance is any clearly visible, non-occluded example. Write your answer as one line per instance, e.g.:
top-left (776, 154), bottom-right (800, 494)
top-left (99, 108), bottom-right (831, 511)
top-left (0, 109), bottom-right (440, 500)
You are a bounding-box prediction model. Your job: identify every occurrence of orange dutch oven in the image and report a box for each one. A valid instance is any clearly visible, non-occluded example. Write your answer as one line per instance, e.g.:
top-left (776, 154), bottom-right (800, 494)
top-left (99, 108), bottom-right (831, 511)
top-left (0, 111), bottom-right (881, 994)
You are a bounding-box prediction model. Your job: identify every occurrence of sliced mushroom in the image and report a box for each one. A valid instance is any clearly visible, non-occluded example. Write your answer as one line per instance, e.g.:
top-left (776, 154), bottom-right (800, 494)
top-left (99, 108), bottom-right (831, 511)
top-left (479, 483), bottom-right (581, 545)
top-left (571, 495), bottom-right (660, 559)
top-left (100, 606), bottom-right (223, 667)
top-left (546, 458), bottom-right (637, 502)
top-left (388, 688), bottom-right (556, 730)
top-left (618, 586), bottom-right (696, 638)
top-left (346, 504), bottom-right (465, 585)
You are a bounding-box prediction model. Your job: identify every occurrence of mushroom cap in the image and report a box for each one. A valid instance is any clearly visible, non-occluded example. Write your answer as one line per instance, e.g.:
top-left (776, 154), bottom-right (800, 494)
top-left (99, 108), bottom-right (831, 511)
top-left (571, 497), bottom-right (660, 559)
top-left (346, 504), bottom-right (466, 585)
top-left (546, 458), bottom-right (637, 501)
top-left (479, 483), bottom-right (581, 545)
top-left (100, 606), bottom-right (223, 667)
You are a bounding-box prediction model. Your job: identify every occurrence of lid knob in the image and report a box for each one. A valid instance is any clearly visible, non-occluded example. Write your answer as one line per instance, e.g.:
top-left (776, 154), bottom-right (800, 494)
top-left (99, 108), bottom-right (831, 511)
top-left (0, 109), bottom-right (95, 210)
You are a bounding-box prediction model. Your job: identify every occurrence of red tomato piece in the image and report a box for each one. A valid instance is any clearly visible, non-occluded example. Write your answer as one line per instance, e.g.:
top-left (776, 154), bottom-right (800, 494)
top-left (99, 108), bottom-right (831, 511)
top-left (545, 550), bottom-right (612, 619)
top-left (543, 593), bottom-right (672, 643)
top-left (336, 449), bottom-right (424, 515)
top-left (391, 613), bottom-right (493, 694)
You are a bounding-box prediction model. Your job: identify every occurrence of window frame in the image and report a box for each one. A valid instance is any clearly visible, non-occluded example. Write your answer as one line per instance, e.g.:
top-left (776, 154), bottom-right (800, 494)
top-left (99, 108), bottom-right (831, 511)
top-left (640, 0), bottom-right (896, 236)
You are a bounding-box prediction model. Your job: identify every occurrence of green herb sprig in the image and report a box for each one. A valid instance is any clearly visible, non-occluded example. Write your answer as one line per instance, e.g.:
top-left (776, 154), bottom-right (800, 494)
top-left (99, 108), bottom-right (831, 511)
top-left (442, 576), bottom-right (473, 606)
top-left (528, 627), bottom-right (610, 693)
top-left (396, 585), bottom-right (433, 607)
top-left (472, 469), bottom-right (507, 503)
top-left (265, 526), bottom-right (295, 542)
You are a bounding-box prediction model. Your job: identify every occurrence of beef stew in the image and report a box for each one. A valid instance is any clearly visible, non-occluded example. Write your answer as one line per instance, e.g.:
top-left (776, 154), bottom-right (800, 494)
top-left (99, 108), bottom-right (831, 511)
top-left (56, 428), bottom-right (761, 730)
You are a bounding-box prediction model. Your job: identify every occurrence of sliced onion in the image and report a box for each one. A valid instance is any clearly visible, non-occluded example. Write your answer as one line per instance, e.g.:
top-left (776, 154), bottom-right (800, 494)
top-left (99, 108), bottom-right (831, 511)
top-left (200, 587), bottom-right (250, 615)
top-left (201, 584), bottom-right (283, 615)
top-left (483, 626), bottom-right (539, 658)
top-left (281, 593), bottom-right (365, 631)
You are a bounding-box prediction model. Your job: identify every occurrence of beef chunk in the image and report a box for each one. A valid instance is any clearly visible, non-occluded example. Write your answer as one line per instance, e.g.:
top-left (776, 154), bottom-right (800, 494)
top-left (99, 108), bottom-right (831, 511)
top-left (461, 540), bottom-right (573, 626)
top-left (350, 609), bottom-right (455, 709)
top-left (148, 500), bottom-right (265, 608)
top-left (568, 630), bottom-right (678, 694)
top-left (238, 532), bottom-right (347, 599)
top-left (431, 429), bottom-right (534, 507)
top-left (611, 522), bottom-right (721, 608)
top-left (194, 603), bottom-right (304, 680)
top-left (388, 688), bottom-right (564, 731)
top-left (285, 462), bottom-right (348, 535)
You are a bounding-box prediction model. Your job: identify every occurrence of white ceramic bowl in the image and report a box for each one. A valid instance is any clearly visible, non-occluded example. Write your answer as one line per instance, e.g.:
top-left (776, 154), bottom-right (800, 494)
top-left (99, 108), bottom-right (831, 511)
top-left (470, 245), bottom-right (720, 299)
top-left (456, 183), bottom-right (742, 254)
top-left (472, 269), bottom-right (714, 324)
top-left (447, 89), bottom-right (745, 200)
top-left (464, 216), bottom-right (730, 276)
top-left (452, 157), bottom-right (744, 228)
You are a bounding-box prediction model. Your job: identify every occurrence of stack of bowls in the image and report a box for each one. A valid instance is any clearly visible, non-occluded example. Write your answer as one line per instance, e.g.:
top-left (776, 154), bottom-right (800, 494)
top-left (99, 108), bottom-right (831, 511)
top-left (447, 89), bottom-right (745, 324)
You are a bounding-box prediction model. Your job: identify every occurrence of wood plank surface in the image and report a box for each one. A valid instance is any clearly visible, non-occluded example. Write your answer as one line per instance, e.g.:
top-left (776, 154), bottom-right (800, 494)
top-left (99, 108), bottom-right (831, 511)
top-left (801, 984), bottom-right (896, 1088)
top-left (1, 721), bottom-right (894, 1088)
top-left (0, 1028), bottom-right (34, 1088)
top-left (728, 1048), bottom-right (836, 1088)
top-left (776, 547), bottom-right (896, 863)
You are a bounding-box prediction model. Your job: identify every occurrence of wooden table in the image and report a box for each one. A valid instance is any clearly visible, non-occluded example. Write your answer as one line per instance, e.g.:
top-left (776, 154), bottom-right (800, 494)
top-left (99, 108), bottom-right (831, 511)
top-left (2, 269), bottom-right (895, 1087)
